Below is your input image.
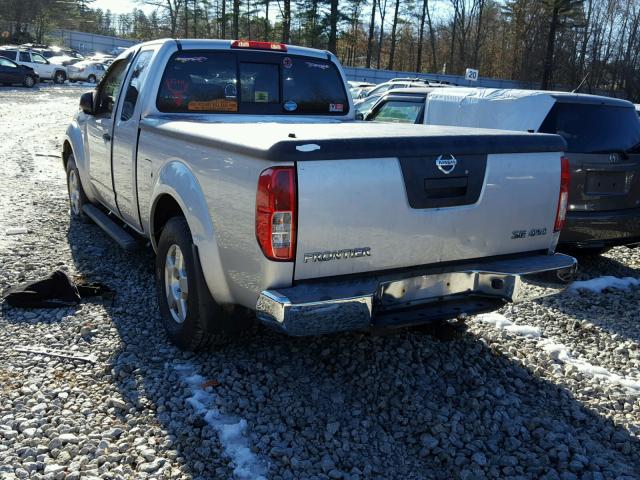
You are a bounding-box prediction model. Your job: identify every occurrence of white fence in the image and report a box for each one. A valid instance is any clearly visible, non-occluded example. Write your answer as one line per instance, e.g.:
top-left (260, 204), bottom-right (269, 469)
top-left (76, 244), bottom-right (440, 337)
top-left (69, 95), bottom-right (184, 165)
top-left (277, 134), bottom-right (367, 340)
top-left (342, 66), bottom-right (532, 89)
top-left (49, 30), bottom-right (137, 55)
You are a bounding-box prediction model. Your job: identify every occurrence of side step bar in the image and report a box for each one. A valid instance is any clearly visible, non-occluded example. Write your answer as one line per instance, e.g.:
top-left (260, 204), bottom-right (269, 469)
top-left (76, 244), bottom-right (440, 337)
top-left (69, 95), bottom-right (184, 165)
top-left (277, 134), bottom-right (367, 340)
top-left (82, 204), bottom-right (138, 250)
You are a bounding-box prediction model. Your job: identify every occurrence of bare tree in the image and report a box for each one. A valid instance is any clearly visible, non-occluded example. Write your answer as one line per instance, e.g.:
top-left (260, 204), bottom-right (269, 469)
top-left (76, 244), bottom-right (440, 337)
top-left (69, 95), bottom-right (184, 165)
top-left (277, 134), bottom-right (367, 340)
top-left (327, 0), bottom-right (339, 53)
top-left (365, 0), bottom-right (377, 67)
top-left (387, 0), bottom-right (400, 69)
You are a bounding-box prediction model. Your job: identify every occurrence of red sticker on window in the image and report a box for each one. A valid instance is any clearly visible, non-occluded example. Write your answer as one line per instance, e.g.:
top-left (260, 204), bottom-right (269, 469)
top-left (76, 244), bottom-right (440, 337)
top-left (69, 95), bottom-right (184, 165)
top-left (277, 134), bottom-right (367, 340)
top-left (329, 103), bottom-right (343, 112)
top-left (165, 78), bottom-right (189, 106)
top-left (282, 57), bottom-right (293, 69)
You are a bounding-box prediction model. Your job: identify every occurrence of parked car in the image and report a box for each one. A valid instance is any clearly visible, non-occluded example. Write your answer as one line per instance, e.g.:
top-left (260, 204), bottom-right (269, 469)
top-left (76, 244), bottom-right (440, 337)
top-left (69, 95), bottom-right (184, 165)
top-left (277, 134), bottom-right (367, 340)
top-left (0, 56), bottom-right (39, 87)
top-left (67, 60), bottom-right (106, 83)
top-left (86, 53), bottom-right (116, 65)
top-left (419, 88), bottom-right (640, 253)
top-left (0, 48), bottom-right (67, 83)
top-left (48, 54), bottom-right (83, 67)
top-left (361, 86), bottom-right (447, 121)
top-left (63, 39), bottom-right (576, 350)
top-left (388, 77), bottom-right (429, 83)
top-left (350, 86), bottom-right (376, 99)
top-left (347, 80), bottom-right (374, 89)
top-left (354, 92), bottom-right (383, 118)
top-left (364, 80), bottom-right (439, 99)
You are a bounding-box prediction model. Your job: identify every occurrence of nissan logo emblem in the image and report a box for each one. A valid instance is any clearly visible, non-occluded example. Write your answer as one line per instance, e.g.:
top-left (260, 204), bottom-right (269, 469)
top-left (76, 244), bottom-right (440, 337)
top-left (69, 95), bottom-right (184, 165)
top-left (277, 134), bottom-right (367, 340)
top-left (436, 154), bottom-right (457, 174)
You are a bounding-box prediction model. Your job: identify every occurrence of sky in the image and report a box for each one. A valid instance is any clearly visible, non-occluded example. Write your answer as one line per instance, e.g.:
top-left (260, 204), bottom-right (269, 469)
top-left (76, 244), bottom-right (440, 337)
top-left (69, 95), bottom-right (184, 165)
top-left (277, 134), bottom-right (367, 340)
top-left (93, 0), bottom-right (155, 15)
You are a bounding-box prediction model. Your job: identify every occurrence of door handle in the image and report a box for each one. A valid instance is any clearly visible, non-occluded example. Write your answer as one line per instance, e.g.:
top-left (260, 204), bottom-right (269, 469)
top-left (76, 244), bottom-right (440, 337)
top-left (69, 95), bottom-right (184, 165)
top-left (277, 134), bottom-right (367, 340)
top-left (103, 133), bottom-right (111, 142)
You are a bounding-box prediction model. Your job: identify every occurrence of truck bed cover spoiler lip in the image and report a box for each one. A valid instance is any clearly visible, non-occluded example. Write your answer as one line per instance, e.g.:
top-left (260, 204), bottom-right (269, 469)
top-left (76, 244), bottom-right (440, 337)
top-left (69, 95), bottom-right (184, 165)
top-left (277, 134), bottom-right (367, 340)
top-left (256, 252), bottom-right (577, 336)
top-left (140, 119), bottom-right (567, 162)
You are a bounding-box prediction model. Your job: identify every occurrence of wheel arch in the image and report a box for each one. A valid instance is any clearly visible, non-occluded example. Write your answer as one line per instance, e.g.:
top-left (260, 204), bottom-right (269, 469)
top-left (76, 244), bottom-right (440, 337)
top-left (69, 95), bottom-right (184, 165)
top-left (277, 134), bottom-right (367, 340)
top-left (150, 161), bottom-right (234, 305)
top-left (62, 127), bottom-right (98, 203)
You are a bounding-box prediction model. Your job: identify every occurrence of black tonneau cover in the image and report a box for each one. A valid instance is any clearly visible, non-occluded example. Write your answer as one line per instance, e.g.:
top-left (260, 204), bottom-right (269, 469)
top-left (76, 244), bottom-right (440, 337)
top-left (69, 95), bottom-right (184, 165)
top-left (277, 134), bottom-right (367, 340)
top-left (141, 117), bottom-right (567, 162)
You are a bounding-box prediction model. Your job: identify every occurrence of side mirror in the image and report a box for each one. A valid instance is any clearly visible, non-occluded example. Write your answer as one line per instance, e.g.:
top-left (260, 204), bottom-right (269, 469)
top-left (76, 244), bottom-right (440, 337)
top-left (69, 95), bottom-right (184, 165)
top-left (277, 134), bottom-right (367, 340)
top-left (79, 91), bottom-right (94, 115)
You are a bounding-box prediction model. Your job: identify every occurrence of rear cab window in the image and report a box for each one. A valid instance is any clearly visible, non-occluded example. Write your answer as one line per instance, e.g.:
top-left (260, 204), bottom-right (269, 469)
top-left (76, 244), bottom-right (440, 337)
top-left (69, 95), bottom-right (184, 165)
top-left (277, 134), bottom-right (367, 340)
top-left (540, 102), bottom-right (640, 153)
top-left (156, 50), bottom-right (349, 115)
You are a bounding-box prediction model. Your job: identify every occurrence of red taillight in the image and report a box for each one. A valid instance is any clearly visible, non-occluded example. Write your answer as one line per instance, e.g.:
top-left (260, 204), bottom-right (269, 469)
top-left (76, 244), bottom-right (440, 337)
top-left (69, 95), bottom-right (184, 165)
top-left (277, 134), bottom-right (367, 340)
top-left (554, 156), bottom-right (570, 232)
top-left (256, 167), bottom-right (296, 261)
top-left (231, 40), bottom-right (287, 52)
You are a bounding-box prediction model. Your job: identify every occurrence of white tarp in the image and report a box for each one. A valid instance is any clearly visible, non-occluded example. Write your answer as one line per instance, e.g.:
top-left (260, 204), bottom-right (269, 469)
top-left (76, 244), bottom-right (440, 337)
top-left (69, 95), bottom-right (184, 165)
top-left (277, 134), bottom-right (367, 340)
top-left (424, 88), bottom-right (557, 133)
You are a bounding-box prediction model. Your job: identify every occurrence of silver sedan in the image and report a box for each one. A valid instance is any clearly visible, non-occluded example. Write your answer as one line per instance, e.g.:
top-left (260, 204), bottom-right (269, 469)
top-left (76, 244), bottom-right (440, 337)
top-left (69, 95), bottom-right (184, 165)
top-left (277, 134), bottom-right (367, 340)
top-left (67, 61), bottom-right (106, 83)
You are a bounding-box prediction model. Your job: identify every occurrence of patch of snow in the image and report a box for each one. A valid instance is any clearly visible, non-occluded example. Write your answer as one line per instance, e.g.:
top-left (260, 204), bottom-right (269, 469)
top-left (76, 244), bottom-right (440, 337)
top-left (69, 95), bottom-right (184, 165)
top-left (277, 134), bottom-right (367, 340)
top-left (175, 364), bottom-right (267, 479)
top-left (569, 276), bottom-right (640, 294)
top-left (539, 339), bottom-right (640, 393)
top-left (477, 313), bottom-right (640, 394)
top-left (504, 324), bottom-right (542, 339)
top-left (295, 143), bottom-right (321, 152)
top-left (476, 313), bottom-right (542, 338)
top-left (477, 312), bottom-right (514, 329)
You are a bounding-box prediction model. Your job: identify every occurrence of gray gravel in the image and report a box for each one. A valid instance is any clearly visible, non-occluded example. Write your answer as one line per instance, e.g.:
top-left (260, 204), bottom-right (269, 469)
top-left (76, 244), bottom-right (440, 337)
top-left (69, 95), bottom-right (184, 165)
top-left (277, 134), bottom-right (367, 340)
top-left (1, 84), bottom-right (639, 479)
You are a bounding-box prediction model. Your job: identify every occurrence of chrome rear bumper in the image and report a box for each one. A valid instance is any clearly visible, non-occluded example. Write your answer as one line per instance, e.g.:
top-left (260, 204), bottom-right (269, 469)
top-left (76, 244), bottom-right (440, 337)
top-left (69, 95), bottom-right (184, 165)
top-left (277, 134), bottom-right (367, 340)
top-left (256, 253), bottom-right (577, 336)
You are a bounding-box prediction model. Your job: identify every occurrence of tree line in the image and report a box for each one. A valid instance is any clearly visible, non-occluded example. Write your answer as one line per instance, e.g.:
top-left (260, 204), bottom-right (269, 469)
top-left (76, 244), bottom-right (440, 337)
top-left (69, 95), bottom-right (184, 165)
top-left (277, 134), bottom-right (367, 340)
top-left (1, 0), bottom-right (639, 101)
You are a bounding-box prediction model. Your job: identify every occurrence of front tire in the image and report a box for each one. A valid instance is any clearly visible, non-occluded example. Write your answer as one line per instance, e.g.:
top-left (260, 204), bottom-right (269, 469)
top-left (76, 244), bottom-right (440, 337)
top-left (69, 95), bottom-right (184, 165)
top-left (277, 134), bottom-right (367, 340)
top-left (23, 75), bottom-right (35, 88)
top-left (87, 74), bottom-right (97, 84)
top-left (66, 156), bottom-right (89, 222)
top-left (156, 217), bottom-right (236, 350)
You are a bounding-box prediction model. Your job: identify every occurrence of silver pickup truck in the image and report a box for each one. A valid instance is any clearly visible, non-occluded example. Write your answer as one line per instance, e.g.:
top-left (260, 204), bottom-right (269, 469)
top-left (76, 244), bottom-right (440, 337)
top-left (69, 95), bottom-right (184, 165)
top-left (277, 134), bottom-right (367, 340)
top-left (63, 39), bottom-right (576, 350)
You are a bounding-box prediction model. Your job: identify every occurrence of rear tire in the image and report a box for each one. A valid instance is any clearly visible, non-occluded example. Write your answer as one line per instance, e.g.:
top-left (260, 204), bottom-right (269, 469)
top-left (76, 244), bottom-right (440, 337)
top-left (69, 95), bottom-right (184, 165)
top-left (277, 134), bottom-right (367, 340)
top-left (156, 217), bottom-right (237, 350)
top-left (53, 71), bottom-right (66, 84)
top-left (66, 156), bottom-right (89, 223)
top-left (88, 74), bottom-right (97, 84)
top-left (23, 75), bottom-right (35, 88)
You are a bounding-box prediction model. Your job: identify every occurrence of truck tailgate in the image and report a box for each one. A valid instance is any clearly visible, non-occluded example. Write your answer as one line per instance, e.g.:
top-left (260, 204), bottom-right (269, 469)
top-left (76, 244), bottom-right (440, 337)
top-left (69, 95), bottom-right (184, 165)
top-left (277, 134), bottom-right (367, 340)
top-left (295, 151), bottom-right (562, 280)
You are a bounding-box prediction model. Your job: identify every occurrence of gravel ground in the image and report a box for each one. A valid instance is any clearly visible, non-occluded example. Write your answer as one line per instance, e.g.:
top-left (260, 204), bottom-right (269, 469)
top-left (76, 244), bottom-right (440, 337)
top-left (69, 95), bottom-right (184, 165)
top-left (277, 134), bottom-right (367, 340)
top-left (0, 84), bottom-right (639, 480)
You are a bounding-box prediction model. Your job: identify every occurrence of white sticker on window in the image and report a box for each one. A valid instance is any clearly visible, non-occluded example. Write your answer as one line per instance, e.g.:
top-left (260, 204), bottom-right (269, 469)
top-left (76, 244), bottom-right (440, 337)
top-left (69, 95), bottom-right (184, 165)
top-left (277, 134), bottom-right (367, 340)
top-left (305, 62), bottom-right (329, 70)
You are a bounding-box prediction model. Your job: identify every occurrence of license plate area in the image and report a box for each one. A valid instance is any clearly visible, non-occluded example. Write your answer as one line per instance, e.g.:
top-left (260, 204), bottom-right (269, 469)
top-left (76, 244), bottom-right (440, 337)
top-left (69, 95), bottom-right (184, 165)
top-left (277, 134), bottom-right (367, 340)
top-left (585, 171), bottom-right (628, 195)
top-left (377, 272), bottom-right (486, 310)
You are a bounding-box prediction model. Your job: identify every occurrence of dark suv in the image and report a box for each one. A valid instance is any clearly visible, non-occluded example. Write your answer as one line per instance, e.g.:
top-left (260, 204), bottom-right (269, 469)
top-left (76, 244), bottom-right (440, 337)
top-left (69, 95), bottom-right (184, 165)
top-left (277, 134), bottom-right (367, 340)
top-left (538, 96), bottom-right (640, 252)
top-left (366, 88), bottom-right (640, 253)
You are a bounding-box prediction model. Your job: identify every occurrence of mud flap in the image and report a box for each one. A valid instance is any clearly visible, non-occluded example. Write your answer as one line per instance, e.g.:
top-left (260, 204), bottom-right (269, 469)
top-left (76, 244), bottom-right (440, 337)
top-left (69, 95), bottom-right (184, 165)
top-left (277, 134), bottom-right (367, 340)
top-left (191, 244), bottom-right (250, 334)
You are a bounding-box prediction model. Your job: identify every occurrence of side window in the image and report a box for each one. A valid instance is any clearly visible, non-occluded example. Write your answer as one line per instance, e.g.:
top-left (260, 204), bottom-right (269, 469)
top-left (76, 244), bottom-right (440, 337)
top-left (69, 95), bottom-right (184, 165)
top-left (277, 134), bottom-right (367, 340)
top-left (19, 52), bottom-right (30, 63)
top-left (31, 53), bottom-right (47, 64)
top-left (0, 58), bottom-right (16, 68)
top-left (121, 50), bottom-right (154, 121)
top-left (372, 101), bottom-right (423, 123)
top-left (96, 59), bottom-right (130, 116)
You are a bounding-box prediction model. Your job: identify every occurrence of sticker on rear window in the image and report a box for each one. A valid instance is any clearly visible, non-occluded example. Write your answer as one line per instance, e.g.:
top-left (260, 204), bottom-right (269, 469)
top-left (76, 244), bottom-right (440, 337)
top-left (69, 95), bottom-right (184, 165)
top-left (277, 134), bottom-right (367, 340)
top-left (305, 62), bottom-right (329, 70)
top-left (175, 56), bottom-right (207, 63)
top-left (164, 78), bottom-right (189, 106)
top-left (255, 91), bottom-right (269, 102)
top-left (282, 57), bottom-right (293, 69)
top-left (188, 99), bottom-right (238, 112)
top-left (284, 100), bottom-right (297, 112)
top-left (329, 103), bottom-right (344, 112)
